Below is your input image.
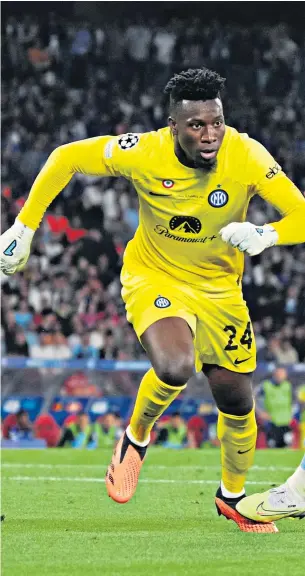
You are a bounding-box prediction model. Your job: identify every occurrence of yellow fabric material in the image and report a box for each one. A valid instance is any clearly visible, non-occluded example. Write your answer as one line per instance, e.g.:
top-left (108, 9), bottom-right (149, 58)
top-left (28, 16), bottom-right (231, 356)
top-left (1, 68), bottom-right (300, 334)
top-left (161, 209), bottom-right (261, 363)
top-left (18, 137), bottom-right (112, 230)
top-left (122, 266), bottom-right (256, 373)
top-left (18, 127), bottom-right (305, 285)
top-left (217, 406), bottom-right (257, 493)
top-left (245, 137), bottom-right (305, 245)
top-left (129, 368), bottom-right (186, 443)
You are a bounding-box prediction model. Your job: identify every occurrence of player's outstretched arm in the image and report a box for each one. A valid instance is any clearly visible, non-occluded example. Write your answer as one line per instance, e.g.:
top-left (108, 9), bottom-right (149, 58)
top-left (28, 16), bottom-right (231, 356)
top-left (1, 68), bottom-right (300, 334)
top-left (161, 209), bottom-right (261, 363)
top-left (0, 137), bottom-right (113, 275)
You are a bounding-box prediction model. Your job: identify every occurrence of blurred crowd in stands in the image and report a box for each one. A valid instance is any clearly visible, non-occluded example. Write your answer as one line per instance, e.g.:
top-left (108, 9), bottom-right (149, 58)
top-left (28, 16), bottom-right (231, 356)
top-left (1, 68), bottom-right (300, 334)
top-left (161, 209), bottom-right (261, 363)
top-left (1, 407), bottom-right (207, 449)
top-left (3, 366), bottom-right (305, 449)
top-left (1, 14), bottom-right (305, 368)
top-left (2, 408), bottom-right (214, 449)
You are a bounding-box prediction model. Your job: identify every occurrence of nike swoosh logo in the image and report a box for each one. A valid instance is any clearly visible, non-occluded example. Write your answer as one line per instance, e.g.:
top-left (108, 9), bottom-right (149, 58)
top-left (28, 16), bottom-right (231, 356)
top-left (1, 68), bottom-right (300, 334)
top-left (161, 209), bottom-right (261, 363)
top-left (237, 446), bottom-right (254, 454)
top-left (256, 502), bottom-right (297, 517)
top-left (144, 412), bottom-right (161, 418)
top-left (234, 358), bottom-right (251, 365)
top-left (149, 192), bottom-right (172, 197)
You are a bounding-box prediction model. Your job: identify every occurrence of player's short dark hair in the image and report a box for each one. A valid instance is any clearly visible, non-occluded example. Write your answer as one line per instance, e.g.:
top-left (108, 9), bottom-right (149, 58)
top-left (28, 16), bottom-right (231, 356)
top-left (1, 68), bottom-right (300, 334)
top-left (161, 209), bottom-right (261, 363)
top-left (164, 67), bottom-right (226, 111)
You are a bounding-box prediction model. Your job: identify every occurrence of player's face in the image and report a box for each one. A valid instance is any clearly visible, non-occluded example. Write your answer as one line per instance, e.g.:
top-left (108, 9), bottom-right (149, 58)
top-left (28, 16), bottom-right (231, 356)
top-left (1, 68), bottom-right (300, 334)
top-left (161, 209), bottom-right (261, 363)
top-left (169, 99), bottom-right (225, 170)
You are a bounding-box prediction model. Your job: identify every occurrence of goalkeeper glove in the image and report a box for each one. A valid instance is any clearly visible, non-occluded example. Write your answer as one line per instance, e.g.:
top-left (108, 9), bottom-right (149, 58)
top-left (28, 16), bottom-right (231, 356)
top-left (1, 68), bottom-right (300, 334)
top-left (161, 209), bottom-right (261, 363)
top-left (219, 222), bottom-right (279, 256)
top-left (0, 219), bottom-right (35, 275)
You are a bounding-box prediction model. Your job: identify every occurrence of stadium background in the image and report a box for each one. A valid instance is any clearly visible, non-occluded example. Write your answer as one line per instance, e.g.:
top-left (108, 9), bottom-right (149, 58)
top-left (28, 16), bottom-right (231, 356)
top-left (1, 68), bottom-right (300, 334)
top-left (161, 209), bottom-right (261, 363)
top-left (1, 2), bottom-right (305, 448)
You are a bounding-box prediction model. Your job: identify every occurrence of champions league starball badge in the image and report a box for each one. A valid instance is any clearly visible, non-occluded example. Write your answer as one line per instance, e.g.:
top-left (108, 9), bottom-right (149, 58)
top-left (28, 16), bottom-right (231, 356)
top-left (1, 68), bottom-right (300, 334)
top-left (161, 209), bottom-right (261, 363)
top-left (118, 133), bottom-right (139, 150)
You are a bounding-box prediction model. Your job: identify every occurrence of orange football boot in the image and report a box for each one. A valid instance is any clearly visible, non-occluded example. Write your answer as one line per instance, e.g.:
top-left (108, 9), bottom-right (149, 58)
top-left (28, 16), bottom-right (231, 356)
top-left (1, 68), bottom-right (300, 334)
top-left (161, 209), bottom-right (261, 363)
top-left (105, 431), bottom-right (148, 504)
top-left (215, 487), bottom-right (279, 533)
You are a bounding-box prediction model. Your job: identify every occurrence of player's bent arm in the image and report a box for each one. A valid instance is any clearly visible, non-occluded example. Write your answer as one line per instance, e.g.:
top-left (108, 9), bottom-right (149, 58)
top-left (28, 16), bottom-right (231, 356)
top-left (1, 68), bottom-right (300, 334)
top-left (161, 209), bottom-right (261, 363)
top-left (220, 139), bottom-right (305, 255)
top-left (247, 138), bottom-right (305, 245)
top-left (260, 175), bottom-right (305, 245)
top-left (18, 136), bottom-right (114, 231)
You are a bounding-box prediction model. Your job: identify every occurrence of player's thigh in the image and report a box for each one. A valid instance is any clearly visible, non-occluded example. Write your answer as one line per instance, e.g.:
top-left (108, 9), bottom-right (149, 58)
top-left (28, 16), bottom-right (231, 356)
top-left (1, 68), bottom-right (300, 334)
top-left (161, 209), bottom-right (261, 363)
top-left (195, 293), bottom-right (256, 376)
top-left (194, 293), bottom-right (255, 414)
top-left (142, 317), bottom-right (195, 385)
top-left (122, 279), bottom-right (196, 385)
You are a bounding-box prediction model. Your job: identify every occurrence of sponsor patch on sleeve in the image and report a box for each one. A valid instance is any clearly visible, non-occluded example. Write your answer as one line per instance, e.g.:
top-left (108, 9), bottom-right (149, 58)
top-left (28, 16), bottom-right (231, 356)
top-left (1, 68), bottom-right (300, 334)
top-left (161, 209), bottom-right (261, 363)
top-left (265, 163), bottom-right (281, 179)
top-left (104, 139), bottom-right (115, 159)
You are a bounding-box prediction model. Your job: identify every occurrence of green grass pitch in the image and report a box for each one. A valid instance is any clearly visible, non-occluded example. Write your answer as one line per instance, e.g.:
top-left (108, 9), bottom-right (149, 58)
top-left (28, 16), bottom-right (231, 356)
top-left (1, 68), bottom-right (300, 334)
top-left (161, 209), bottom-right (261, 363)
top-left (2, 448), bottom-right (304, 576)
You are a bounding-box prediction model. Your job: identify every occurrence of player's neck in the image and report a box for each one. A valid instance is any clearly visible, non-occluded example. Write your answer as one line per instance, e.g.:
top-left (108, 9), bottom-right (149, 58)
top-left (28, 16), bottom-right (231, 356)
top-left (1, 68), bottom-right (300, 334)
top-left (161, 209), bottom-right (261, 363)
top-left (174, 141), bottom-right (196, 169)
top-left (173, 140), bottom-right (217, 173)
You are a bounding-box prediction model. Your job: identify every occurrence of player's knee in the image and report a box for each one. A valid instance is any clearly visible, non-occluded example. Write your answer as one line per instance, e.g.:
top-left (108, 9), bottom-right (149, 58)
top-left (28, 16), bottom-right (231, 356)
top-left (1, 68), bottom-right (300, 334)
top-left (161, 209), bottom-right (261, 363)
top-left (153, 352), bottom-right (194, 387)
top-left (218, 397), bottom-right (254, 417)
top-left (207, 368), bottom-right (254, 416)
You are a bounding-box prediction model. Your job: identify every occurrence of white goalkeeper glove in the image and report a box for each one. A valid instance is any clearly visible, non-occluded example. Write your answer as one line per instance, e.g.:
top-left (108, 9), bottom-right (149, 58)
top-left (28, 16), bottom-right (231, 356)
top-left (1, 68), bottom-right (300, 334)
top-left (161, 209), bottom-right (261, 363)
top-left (0, 219), bottom-right (35, 275)
top-left (219, 222), bottom-right (279, 256)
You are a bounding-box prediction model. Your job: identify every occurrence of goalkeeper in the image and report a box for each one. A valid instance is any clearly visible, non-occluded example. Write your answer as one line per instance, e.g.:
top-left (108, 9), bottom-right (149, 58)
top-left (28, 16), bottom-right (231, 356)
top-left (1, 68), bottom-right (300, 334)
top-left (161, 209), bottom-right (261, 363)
top-left (1, 67), bottom-right (305, 533)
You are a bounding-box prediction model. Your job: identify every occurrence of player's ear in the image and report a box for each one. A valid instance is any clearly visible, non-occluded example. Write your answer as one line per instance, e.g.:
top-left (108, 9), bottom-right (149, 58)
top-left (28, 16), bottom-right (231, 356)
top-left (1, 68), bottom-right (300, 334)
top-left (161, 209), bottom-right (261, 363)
top-left (168, 117), bottom-right (178, 136)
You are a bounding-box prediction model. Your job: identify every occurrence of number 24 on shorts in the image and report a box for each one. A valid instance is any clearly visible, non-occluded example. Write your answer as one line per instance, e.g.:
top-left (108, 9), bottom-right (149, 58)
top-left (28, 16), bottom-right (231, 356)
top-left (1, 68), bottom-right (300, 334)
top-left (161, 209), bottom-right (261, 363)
top-left (223, 322), bottom-right (253, 351)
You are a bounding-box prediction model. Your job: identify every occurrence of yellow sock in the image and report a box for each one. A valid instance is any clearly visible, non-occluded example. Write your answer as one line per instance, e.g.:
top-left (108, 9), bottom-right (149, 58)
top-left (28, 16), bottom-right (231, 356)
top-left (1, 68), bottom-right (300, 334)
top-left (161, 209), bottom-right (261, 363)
top-left (217, 407), bottom-right (257, 494)
top-left (129, 368), bottom-right (186, 443)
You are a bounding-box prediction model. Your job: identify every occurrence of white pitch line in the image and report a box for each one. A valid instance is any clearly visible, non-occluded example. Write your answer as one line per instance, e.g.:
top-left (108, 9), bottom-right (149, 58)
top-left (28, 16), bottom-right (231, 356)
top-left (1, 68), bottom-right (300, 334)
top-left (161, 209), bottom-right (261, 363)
top-left (2, 475), bottom-right (279, 486)
top-left (1, 463), bottom-right (296, 472)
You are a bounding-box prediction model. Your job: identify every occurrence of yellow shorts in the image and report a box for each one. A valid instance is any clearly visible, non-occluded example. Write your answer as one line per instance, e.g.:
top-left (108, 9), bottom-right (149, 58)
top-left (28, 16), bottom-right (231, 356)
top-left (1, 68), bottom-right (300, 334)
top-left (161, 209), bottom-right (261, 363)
top-left (121, 267), bottom-right (256, 374)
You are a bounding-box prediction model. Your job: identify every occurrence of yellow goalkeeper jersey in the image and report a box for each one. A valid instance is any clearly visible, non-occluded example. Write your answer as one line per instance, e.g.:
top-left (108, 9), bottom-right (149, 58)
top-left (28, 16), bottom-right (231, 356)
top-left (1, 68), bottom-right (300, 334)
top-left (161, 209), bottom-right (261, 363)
top-left (101, 127), bottom-right (304, 293)
top-left (19, 126), bottom-right (305, 294)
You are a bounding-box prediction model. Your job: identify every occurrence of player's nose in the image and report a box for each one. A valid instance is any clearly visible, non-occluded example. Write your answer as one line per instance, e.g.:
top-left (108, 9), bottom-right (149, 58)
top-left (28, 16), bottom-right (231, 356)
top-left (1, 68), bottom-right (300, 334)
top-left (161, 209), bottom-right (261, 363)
top-left (200, 127), bottom-right (217, 144)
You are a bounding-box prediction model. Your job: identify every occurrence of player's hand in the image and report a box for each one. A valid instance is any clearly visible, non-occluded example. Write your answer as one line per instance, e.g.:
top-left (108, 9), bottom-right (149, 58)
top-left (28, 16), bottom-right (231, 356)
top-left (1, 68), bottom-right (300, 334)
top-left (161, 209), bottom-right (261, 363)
top-left (0, 219), bottom-right (35, 275)
top-left (219, 222), bottom-right (279, 256)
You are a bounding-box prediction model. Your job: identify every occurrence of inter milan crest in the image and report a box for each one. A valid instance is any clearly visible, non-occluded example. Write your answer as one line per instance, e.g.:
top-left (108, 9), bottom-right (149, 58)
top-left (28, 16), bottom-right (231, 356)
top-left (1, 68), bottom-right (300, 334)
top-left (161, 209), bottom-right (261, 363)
top-left (118, 133), bottom-right (139, 150)
top-left (208, 189), bottom-right (229, 208)
top-left (154, 296), bottom-right (171, 308)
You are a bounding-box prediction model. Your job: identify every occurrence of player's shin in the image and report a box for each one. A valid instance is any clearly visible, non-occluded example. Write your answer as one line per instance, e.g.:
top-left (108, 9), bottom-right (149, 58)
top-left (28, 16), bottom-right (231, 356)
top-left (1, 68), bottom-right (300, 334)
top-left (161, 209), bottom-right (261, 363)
top-left (217, 406), bottom-right (257, 495)
top-left (129, 368), bottom-right (186, 444)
